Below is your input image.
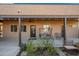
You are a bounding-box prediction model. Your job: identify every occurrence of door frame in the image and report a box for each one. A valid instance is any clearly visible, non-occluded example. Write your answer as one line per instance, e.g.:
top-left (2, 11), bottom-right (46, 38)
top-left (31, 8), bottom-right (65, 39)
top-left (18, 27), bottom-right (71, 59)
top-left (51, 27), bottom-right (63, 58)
top-left (30, 25), bottom-right (36, 37)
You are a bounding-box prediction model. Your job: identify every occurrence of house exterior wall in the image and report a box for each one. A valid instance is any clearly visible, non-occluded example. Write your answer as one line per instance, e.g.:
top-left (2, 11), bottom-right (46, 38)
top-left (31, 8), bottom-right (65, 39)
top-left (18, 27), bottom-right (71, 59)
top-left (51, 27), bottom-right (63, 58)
top-left (0, 4), bottom-right (79, 16)
top-left (3, 18), bottom-right (78, 43)
top-left (66, 20), bottom-right (79, 38)
top-left (0, 4), bottom-right (79, 47)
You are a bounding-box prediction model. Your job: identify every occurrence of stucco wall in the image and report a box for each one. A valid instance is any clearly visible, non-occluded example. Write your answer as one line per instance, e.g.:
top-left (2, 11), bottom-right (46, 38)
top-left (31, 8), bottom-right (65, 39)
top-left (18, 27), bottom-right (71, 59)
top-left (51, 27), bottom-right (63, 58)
top-left (0, 4), bottom-right (79, 15)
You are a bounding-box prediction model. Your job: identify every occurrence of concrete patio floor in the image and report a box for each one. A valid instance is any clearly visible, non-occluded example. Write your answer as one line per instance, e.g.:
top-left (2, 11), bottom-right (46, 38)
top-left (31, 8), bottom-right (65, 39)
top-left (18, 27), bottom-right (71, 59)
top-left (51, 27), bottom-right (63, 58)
top-left (0, 38), bottom-right (20, 56)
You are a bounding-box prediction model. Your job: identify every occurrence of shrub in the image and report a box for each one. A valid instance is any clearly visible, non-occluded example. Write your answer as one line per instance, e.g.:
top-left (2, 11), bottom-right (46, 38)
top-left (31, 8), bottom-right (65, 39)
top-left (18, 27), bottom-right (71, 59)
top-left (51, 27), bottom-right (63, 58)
top-left (42, 39), bottom-right (57, 55)
top-left (26, 40), bottom-right (37, 56)
top-left (21, 43), bottom-right (27, 51)
top-left (22, 38), bottom-right (57, 56)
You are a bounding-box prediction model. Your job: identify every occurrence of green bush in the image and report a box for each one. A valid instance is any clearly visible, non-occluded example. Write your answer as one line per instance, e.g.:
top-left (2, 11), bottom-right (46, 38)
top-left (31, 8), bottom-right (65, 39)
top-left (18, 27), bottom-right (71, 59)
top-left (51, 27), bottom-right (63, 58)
top-left (22, 38), bottom-right (57, 56)
top-left (42, 39), bottom-right (57, 55)
top-left (26, 41), bottom-right (37, 56)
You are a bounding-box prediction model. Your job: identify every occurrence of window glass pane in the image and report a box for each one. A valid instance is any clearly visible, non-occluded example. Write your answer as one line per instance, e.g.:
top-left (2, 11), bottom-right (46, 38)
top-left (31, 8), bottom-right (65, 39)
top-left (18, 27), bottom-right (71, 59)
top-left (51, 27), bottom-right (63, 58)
top-left (39, 25), bottom-right (52, 38)
top-left (78, 21), bottom-right (79, 27)
top-left (11, 25), bottom-right (13, 32)
top-left (14, 25), bottom-right (17, 32)
top-left (0, 23), bottom-right (3, 37)
top-left (43, 25), bottom-right (50, 32)
top-left (21, 25), bottom-right (26, 32)
top-left (24, 26), bottom-right (26, 32)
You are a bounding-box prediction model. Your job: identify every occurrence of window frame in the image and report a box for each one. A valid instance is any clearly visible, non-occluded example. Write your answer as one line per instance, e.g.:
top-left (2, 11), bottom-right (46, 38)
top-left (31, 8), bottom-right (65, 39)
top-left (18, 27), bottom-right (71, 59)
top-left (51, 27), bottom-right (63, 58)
top-left (0, 23), bottom-right (3, 37)
top-left (11, 25), bottom-right (17, 32)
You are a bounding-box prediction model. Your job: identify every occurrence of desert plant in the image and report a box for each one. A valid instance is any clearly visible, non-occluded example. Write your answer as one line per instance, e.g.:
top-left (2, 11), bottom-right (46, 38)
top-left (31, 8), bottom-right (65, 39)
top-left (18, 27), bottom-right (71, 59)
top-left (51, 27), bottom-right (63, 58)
top-left (22, 38), bottom-right (57, 56)
top-left (26, 40), bottom-right (37, 56)
top-left (42, 39), bottom-right (57, 55)
top-left (21, 43), bottom-right (27, 51)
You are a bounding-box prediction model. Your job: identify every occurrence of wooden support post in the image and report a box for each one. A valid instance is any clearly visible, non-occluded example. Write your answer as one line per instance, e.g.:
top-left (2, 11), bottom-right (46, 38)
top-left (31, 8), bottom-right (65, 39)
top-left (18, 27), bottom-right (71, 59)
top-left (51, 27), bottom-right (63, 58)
top-left (18, 17), bottom-right (22, 47)
top-left (64, 17), bottom-right (67, 45)
top-left (77, 18), bottom-right (79, 37)
top-left (78, 18), bottom-right (79, 28)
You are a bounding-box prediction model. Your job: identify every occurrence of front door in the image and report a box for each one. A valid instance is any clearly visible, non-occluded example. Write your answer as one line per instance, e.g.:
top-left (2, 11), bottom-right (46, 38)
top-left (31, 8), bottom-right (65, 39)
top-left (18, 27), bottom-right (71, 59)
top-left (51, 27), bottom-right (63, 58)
top-left (30, 25), bottom-right (36, 37)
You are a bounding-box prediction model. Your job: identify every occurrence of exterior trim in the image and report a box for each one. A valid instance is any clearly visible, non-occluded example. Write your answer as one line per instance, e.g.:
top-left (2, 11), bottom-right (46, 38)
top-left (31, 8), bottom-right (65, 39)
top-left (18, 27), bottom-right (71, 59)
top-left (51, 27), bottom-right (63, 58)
top-left (0, 15), bottom-right (79, 18)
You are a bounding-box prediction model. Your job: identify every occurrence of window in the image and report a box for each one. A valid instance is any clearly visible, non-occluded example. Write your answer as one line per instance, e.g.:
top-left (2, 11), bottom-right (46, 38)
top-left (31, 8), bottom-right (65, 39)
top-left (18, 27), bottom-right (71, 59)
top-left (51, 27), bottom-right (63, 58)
top-left (0, 23), bottom-right (3, 37)
top-left (78, 21), bottom-right (79, 28)
top-left (43, 25), bottom-right (50, 32)
top-left (21, 25), bottom-right (26, 32)
top-left (11, 25), bottom-right (17, 32)
top-left (11, 25), bottom-right (26, 32)
top-left (39, 25), bottom-right (52, 38)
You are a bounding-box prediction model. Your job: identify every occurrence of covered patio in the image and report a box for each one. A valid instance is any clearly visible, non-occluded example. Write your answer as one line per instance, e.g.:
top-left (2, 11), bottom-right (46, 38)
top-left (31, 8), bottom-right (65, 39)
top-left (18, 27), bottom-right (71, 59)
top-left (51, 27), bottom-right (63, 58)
top-left (0, 15), bottom-right (79, 55)
top-left (0, 16), bottom-right (79, 44)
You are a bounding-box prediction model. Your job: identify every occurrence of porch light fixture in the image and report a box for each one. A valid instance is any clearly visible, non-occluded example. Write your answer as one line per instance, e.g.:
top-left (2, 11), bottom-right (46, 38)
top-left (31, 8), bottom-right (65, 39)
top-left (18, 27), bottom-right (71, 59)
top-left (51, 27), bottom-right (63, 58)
top-left (17, 10), bottom-right (22, 14)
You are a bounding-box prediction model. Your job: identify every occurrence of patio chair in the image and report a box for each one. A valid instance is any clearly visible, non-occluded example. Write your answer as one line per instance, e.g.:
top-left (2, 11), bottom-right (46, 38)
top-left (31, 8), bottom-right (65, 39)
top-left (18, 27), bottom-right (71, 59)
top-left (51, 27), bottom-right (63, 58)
top-left (54, 33), bottom-right (62, 39)
top-left (66, 40), bottom-right (73, 46)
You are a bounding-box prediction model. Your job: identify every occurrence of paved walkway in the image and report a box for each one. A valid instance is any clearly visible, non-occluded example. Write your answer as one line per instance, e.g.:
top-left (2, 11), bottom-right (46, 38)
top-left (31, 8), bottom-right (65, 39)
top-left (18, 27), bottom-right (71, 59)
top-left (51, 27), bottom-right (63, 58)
top-left (0, 39), bottom-right (20, 56)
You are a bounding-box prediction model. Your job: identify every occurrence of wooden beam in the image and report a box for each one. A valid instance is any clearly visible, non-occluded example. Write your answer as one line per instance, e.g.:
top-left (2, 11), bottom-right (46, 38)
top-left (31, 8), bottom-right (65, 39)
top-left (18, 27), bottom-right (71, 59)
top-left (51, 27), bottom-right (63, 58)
top-left (18, 17), bottom-right (22, 47)
top-left (78, 19), bottom-right (79, 28)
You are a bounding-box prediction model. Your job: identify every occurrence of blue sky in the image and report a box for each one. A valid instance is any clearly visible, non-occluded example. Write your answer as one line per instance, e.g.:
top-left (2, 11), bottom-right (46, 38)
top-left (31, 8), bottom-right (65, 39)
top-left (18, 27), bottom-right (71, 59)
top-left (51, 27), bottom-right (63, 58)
top-left (0, 0), bottom-right (79, 3)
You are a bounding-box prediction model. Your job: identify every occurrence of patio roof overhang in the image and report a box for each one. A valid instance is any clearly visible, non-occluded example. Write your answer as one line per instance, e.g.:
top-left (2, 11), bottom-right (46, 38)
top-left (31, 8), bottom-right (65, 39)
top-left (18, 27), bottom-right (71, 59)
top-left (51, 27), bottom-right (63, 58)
top-left (0, 15), bottom-right (79, 19)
